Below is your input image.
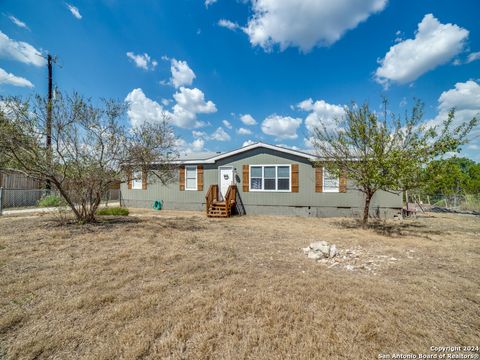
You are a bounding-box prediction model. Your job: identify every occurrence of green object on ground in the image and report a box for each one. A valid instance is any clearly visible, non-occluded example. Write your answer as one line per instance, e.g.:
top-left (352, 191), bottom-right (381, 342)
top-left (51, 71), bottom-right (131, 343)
top-left (38, 194), bottom-right (62, 207)
top-left (96, 207), bottom-right (129, 216)
top-left (153, 200), bottom-right (163, 210)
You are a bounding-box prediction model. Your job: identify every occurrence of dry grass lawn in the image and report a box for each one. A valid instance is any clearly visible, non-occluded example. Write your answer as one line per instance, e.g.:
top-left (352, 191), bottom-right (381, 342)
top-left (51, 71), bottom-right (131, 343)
top-left (0, 210), bottom-right (479, 359)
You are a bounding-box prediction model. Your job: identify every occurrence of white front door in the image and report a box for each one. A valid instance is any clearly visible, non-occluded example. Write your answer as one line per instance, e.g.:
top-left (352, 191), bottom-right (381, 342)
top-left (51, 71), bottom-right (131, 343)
top-left (219, 167), bottom-right (234, 200)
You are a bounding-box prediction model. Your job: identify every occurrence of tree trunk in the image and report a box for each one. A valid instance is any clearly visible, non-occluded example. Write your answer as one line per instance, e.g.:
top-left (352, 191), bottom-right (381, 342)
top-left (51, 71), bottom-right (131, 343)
top-left (362, 192), bottom-right (373, 228)
top-left (52, 179), bottom-right (81, 220)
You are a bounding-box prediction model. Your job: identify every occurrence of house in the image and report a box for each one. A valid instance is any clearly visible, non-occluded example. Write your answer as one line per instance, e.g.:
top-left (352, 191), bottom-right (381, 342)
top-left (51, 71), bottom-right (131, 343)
top-left (121, 142), bottom-right (402, 218)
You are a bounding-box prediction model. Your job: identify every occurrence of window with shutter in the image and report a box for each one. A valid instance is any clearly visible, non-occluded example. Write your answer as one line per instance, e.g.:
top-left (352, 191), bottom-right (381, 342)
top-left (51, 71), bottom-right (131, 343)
top-left (185, 165), bottom-right (198, 191)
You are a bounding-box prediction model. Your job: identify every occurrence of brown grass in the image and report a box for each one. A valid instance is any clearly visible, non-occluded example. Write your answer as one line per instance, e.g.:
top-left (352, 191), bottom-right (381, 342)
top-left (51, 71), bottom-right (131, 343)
top-left (0, 210), bottom-right (479, 359)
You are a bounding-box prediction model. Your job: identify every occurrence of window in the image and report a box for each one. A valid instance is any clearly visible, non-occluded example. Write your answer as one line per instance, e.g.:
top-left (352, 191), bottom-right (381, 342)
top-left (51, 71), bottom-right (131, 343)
top-left (132, 170), bottom-right (143, 190)
top-left (250, 165), bottom-right (291, 192)
top-left (250, 166), bottom-right (262, 190)
top-left (185, 165), bottom-right (197, 190)
top-left (323, 168), bottom-right (339, 192)
top-left (264, 166), bottom-right (276, 190)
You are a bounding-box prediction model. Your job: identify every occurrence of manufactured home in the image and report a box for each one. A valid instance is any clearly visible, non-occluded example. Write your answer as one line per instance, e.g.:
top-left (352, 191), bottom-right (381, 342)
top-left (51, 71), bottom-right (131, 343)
top-left (121, 142), bottom-right (402, 218)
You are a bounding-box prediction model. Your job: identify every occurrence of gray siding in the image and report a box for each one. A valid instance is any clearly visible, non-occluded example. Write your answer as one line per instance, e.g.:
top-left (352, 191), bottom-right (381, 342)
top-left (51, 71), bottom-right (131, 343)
top-left (121, 147), bottom-right (402, 217)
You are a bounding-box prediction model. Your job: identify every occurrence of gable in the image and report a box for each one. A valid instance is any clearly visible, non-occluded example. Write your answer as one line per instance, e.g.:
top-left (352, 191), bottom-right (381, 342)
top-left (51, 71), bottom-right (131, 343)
top-left (215, 146), bottom-right (314, 166)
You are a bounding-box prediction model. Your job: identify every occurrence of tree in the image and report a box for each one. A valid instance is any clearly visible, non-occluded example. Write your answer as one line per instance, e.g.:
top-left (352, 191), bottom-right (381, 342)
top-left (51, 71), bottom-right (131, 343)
top-left (0, 92), bottom-right (178, 223)
top-left (311, 100), bottom-right (477, 227)
top-left (466, 163), bottom-right (480, 194)
top-left (422, 157), bottom-right (475, 197)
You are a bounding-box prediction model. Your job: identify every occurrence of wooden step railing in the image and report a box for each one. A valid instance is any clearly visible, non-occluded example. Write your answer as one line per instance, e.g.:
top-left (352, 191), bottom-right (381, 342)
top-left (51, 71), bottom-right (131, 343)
top-left (205, 184), bottom-right (219, 214)
top-left (224, 185), bottom-right (237, 212)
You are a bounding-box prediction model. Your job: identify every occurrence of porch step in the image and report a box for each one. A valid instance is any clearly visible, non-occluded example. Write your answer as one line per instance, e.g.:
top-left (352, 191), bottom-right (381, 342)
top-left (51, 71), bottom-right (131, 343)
top-left (207, 204), bottom-right (230, 218)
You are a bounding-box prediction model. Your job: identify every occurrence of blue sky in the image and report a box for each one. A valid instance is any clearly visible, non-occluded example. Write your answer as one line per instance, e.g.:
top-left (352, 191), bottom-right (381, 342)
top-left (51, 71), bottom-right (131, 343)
top-left (1, 0), bottom-right (479, 159)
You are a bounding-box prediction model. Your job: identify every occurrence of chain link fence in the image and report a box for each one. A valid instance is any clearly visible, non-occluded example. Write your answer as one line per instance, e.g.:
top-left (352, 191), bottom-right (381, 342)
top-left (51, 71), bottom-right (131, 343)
top-left (0, 188), bottom-right (121, 213)
top-left (410, 193), bottom-right (480, 212)
top-left (1, 189), bottom-right (57, 209)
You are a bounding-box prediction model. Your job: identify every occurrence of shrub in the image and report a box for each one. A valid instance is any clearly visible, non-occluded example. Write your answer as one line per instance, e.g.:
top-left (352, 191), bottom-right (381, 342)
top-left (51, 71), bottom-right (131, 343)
top-left (37, 194), bottom-right (63, 207)
top-left (96, 207), bottom-right (129, 216)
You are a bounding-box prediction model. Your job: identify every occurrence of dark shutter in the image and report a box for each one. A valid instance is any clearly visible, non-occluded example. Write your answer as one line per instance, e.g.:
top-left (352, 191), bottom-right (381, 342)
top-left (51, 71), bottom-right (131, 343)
top-left (315, 166), bottom-right (323, 193)
top-left (142, 169), bottom-right (148, 190)
top-left (339, 170), bottom-right (347, 193)
top-left (197, 165), bottom-right (203, 191)
top-left (127, 168), bottom-right (132, 190)
top-left (179, 166), bottom-right (185, 191)
top-left (242, 165), bottom-right (249, 192)
top-left (291, 164), bottom-right (299, 193)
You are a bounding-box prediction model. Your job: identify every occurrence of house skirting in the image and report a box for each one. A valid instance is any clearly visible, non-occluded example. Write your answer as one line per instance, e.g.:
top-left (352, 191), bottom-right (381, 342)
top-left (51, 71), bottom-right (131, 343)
top-left (121, 198), bottom-right (401, 219)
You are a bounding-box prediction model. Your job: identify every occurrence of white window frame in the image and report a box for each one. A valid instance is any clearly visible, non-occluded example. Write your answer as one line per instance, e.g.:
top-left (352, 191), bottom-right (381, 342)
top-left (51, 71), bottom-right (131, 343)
top-left (132, 170), bottom-right (143, 190)
top-left (323, 167), bottom-right (339, 193)
top-left (185, 165), bottom-right (198, 191)
top-left (249, 164), bottom-right (291, 192)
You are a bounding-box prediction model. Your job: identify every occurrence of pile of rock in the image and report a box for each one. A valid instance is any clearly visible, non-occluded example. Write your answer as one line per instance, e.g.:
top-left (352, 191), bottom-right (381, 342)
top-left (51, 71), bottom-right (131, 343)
top-left (303, 241), bottom-right (337, 260)
top-left (303, 241), bottom-right (403, 274)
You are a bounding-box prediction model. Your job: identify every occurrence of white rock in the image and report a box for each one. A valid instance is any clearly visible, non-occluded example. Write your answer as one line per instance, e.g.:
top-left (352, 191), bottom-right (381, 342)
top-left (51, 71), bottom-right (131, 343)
top-left (345, 265), bottom-right (355, 271)
top-left (307, 251), bottom-right (324, 260)
top-left (302, 247), bottom-right (310, 255)
top-left (329, 245), bottom-right (337, 258)
top-left (310, 241), bottom-right (330, 254)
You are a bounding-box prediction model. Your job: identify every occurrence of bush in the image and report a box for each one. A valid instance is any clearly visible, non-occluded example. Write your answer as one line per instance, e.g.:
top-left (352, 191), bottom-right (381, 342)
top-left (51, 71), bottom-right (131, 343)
top-left (37, 194), bottom-right (63, 207)
top-left (96, 207), bottom-right (129, 216)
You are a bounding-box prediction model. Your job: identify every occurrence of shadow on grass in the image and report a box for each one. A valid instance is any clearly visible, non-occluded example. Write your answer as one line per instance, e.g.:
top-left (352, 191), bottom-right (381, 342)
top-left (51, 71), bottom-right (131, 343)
top-left (47, 216), bottom-right (141, 231)
top-left (334, 218), bottom-right (444, 238)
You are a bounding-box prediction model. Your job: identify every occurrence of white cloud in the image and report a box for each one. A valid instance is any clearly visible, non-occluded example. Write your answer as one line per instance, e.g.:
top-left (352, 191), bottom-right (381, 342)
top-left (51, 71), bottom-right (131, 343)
top-left (428, 80), bottom-right (480, 156)
top-left (192, 130), bottom-right (208, 138)
top-left (66, 3), bottom-right (82, 19)
top-left (276, 144), bottom-right (302, 150)
top-left (176, 138), bottom-right (205, 153)
top-left (126, 52), bottom-right (157, 70)
top-left (240, 114), bottom-right (257, 125)
top-left (171, 87), bottom-right (217, 128)
top-left (125, 87), bottom-right (216, 129)
top-left (170, 59), bottom-right (196, 88)
top-left (210, 127), bottom-right (231, 141)
top-left (244, 0), bottom-right (387, 52)
top-left (205, 0), bottom-right (217, 7)
top-left (237, 127), bottom-right (252, 135)
top-left (466, 51), bottom-right (480, 64)
top-left (297, 98), bottom-right (345, 132)
top-left (0, 67), bottom-right (33, 88)
top-left (8, 15), bottom-right (29, 30)
top-left (218, 19), bottom-right (240, 31)
top-left (191, 138), bottom-right (205, 151)
top-left (437, 81), bottom-right (480, 114)
top-left (193, 126), bottom-right (232, 143)
top-left (242, 140), bottom-right (256, 147)
top-left (161, 98), bottom-right (172, 106)
top-left (0, 31), bottom-right (45, 66)
top-left (261, 115), bottom-right (302, 140)
top-left (375, 14), bottom-right (469, 87)
top-left (222, 120), bottom-right (232, 129)
top-left (125, 88), bottom-right (166, 128)
top-left (303, 137), bottom-right (315, 149)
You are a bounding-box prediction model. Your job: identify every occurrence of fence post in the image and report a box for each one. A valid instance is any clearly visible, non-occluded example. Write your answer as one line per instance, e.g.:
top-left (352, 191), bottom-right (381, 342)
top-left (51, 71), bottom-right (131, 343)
top-left (0, 187), bottom-right (3, 216)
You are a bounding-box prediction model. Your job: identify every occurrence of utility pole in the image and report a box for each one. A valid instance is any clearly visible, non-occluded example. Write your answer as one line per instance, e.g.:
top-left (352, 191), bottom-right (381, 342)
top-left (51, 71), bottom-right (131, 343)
top-left (46, 54), bottom-right (53, 190)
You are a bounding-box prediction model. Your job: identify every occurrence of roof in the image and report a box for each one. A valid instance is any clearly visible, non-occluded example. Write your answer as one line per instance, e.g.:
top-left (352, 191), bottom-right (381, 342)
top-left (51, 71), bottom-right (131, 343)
top-left (173, 142), bottom-right (319, 164)
top-left (177, 152), bottom-right (219, 161)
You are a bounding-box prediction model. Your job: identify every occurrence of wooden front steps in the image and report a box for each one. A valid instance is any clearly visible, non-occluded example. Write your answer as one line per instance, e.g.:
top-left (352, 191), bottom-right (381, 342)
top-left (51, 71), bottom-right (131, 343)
top-left (207, 201), bottom-right (230, 218)
top-left (205, 184), bottom-right (237, 218)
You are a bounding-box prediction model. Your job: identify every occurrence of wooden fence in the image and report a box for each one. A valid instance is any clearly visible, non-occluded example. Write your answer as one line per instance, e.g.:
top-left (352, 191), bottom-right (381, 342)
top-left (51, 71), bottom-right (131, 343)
top-left (0, 171), bottom-right (43, 190)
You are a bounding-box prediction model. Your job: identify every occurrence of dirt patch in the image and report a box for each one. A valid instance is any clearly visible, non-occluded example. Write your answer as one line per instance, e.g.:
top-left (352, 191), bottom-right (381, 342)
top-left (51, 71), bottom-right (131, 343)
top-left (0, 211), bottom-right (479, 359)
